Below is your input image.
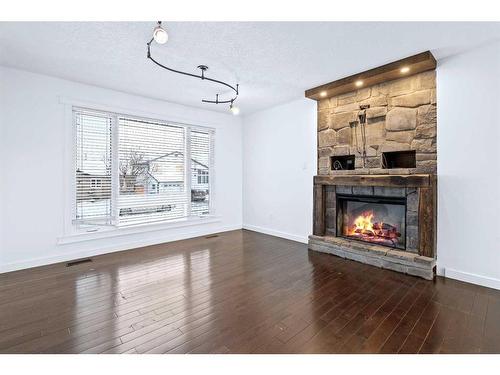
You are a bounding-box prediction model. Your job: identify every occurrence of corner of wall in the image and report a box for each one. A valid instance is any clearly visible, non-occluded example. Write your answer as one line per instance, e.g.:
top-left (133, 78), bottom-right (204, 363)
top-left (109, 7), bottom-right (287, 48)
top-left (241, 98), bottom-right (317, 243)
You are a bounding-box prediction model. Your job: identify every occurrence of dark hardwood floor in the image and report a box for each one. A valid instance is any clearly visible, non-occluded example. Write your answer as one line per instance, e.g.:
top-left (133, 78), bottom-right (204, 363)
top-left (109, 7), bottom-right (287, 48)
top-left (1, 229), bottom-right (499, 354)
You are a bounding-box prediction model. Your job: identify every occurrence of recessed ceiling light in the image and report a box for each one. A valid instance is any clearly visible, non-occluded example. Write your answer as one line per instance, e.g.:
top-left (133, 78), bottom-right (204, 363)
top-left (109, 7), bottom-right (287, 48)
top-left (355, 80), bottom-right (364, 87)
top-left (400, 66), bottom-right (410, 74)
top-left (319, 91), bottom-right (327, 98)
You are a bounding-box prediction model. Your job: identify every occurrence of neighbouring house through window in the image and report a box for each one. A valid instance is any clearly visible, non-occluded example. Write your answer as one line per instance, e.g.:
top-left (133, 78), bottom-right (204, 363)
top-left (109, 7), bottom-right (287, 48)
top-left (73, 107), bottom-right (214, 231)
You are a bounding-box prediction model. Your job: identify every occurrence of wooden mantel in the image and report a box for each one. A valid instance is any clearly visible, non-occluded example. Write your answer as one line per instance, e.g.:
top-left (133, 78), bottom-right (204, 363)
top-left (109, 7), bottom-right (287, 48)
top-left (305, 51), bottom-right (436, 100)
top-left (314, 174), bottom-right (431, 188)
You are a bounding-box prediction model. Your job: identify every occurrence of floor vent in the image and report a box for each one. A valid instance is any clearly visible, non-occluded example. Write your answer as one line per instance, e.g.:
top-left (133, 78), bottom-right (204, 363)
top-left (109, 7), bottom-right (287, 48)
top-left (66, 258), bottom-right (92, 267)
top-left (205, 234), bottom-right (219, 239)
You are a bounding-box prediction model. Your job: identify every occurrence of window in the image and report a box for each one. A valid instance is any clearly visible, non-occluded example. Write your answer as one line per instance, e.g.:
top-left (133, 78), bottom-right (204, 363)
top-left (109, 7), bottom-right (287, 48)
top-left (196, 170), bottom-right (209, 184)
top-left (190, 130), bottom-right (212, 215)
top-left (72, 107), bottom-right (214, 231)
top-left (75, 110), bottom-right (113, 226)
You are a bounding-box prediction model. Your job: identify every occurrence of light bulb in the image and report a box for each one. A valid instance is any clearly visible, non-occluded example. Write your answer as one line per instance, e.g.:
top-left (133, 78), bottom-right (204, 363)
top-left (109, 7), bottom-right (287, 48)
top-left (230, 105), bottom-right (240, 115)
top-left (355, 80), bottom-right (364, 87)
top-left (400, 66), bottom-right (410, 74)
top-left (153, 25), bottom-right (168, 44)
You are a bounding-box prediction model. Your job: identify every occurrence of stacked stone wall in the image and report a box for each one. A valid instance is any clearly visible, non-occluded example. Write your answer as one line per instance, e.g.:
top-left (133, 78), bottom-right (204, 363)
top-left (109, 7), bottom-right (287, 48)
top-left (317, 71), bottom-right (437, 175)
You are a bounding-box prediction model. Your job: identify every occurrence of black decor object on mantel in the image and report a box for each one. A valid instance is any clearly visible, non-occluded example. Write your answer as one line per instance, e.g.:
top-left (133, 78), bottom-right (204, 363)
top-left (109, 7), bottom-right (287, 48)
top-left (146, 21), bottom-right (240, 115)
top-left (331, 155), bottom-right (355, 170)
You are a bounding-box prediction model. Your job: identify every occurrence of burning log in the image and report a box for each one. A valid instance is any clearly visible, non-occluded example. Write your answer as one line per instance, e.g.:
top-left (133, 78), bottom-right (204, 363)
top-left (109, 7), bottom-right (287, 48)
top-left (373, 222), bottom-right (400, 237)
top-left (372, 222), bottom-right (396, 231)
top-left (349, 220), bottom-right (401, 240)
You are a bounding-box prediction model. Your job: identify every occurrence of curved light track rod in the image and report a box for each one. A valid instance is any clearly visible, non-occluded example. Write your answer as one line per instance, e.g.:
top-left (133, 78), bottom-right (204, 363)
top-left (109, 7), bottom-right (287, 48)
top-left (147, 37), bottom-right (239, 105)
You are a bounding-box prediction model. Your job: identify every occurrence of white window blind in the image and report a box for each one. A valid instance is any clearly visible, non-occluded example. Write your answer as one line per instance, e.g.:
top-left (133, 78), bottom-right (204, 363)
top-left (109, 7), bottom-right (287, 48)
top-left (190, 130), bottom-right (212, 216)
top-left (74, 110), bottom-right (113, 226)
top-left (118, 117), bottom-right (187, 225)
top-left (72, 108), bottom-right (214, 230)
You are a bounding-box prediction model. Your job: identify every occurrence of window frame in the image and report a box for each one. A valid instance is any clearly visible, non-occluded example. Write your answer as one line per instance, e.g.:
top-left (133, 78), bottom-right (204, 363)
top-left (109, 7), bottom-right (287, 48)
top-left (61, 98), bottom-right (216, 239)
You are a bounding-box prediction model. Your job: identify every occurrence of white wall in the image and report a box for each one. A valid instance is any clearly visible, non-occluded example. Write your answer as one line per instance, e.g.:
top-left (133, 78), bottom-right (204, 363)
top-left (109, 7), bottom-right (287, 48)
top-left (0, 95), bottom-right (4, 255)
top-left (242, 98), bottom-right (317, 243)
top-left (0, 66), bottom-right (242, 272)
top-left (436, 41), bottom-right (500, 289)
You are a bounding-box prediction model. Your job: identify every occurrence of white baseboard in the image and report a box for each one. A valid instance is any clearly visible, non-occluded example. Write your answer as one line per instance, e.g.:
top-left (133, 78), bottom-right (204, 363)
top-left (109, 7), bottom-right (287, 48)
top-left (0, 224), bottom-right (242, 274)
top-left (441, 267), bottom-right (500, 291)
top-left (242, 224), bottom-right (308, 244)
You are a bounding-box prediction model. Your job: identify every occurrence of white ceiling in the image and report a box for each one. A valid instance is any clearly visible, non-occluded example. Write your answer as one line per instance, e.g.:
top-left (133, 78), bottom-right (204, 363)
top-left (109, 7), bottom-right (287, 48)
top-left (1, 22), bottom-right (500, 116)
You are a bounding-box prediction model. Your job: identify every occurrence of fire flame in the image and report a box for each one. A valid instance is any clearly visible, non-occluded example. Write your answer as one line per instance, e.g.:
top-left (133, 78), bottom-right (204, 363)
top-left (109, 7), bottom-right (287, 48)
top-left (348, 211), bottom-right (376, 236)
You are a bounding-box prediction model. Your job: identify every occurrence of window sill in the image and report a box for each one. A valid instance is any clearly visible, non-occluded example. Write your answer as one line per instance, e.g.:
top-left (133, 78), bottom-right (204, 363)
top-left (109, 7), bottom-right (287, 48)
top-left (57, 216), bottom-right (221, 245)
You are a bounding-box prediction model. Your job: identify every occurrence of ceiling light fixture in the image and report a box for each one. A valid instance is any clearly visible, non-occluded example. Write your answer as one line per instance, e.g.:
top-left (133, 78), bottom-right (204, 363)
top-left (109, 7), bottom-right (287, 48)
top-left (152, 22), bottom-right (168, 44)
top-left (320, 91), bottom-right (327, 97)
top-left (146, 21), bottom-right (240, 113)
top-left (355, 80), bottom-right (364, 87)
top-left (230, 103), bottom-right (240, 116)
top-left (400, 66), bottom-right (410, 74)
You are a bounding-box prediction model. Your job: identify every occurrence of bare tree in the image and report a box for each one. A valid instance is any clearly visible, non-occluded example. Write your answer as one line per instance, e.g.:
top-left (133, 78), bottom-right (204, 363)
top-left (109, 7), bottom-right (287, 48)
top-left (119, 151), bottom-right (153, 193)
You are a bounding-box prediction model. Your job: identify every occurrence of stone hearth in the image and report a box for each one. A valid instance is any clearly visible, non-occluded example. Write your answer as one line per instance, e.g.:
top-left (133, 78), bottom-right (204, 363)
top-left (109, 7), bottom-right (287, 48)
top-left (309, 235), bottom-right (435, 280)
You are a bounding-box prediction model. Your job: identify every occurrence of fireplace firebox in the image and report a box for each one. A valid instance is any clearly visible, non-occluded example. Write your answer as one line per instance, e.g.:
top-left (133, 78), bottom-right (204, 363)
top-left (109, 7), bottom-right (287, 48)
top-left (336, 195), bottom-right (406, 250)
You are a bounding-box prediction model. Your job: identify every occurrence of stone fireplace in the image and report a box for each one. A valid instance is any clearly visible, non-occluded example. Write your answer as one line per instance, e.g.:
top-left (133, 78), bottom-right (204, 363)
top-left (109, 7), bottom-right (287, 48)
top-left (306, 52), bottom-right (437, 280)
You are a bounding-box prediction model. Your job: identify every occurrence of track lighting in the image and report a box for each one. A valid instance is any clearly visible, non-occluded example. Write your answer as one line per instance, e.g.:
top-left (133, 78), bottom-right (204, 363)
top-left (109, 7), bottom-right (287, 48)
top-left (147, 21), bottom-right (240, 114)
